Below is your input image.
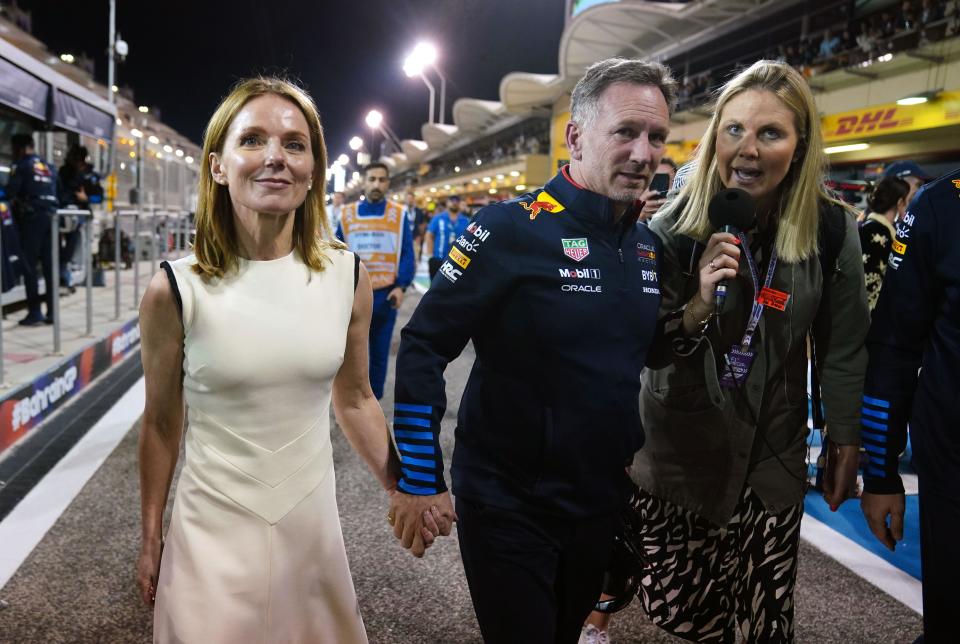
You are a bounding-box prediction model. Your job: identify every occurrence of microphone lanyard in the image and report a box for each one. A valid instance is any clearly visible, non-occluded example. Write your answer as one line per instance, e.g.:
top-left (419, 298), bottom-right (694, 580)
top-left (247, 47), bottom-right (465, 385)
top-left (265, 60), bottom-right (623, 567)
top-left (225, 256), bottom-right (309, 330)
top-left (737, 231), bottom-right (778, 352)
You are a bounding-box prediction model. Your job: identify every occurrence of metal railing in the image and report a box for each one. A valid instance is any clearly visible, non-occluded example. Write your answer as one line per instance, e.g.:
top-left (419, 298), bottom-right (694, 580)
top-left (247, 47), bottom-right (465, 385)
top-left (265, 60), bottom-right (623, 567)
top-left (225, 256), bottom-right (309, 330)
top-left (0, 207), bottom-right (192, 387)
top-left (50, 208), bottom-right (95, 355)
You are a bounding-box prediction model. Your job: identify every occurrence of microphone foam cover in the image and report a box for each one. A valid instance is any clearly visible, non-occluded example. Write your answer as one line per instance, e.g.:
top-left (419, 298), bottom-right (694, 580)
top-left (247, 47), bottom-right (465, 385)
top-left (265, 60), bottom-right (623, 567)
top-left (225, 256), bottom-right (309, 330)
top-left (708, 188), bottom-right (757, 232)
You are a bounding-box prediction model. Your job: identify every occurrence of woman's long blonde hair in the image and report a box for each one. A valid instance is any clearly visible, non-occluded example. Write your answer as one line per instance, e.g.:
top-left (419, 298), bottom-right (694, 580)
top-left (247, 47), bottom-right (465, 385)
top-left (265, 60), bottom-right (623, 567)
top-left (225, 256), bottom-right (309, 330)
top-left (192, 76), bottom-right (344, 278)
top-left (665, 60), bottom-right (845, 263)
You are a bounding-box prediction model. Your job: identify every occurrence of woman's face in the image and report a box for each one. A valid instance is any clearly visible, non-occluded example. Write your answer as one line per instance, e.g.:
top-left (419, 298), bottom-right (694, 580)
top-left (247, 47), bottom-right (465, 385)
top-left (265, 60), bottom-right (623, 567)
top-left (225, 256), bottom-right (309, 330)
top-left (211, 94), bottom-right (314, 218)
top-left (715, 89), bottom-right (800, 213)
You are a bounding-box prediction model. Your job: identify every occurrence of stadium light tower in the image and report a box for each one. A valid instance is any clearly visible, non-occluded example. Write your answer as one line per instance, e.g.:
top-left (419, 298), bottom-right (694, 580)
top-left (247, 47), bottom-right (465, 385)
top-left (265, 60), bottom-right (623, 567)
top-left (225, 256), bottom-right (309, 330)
top-left (403, 41), bottom-right (447, 125)
top-left (365, 109), bottom-right (402, 155)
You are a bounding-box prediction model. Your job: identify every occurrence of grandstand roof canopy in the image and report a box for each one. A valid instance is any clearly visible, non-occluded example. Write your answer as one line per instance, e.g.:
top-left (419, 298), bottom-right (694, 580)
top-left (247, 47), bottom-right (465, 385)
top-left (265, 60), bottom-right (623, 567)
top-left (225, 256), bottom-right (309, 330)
top-left (501, 0), bottom-right (804, 112)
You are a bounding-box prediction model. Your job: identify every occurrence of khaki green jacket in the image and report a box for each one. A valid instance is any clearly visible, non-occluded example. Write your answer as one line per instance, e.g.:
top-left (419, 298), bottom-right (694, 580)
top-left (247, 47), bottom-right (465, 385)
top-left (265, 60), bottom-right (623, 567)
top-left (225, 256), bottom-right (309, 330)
top-left (629, 202), bottom-right (869, 526)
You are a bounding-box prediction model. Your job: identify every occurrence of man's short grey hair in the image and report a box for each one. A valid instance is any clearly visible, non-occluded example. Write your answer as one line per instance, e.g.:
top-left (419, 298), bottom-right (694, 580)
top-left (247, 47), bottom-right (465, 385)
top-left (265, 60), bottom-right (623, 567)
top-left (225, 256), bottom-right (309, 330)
top-left (570, 58), bottom-right (678, 126)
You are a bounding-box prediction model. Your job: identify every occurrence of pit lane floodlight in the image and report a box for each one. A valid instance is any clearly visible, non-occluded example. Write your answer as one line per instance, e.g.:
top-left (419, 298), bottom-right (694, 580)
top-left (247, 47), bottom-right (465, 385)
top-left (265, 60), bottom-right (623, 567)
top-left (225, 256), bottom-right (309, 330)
top-left (365, 110), bottom-right (383, 130)
top-left (404, 41), bottom-right (444, 125)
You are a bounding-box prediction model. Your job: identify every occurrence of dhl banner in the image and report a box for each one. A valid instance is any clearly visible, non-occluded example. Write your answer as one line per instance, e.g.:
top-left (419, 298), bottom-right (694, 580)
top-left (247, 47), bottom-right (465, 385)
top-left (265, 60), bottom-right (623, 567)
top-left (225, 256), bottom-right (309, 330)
top-left (665, 140), bottom-right (699, 164)
top-left (0, 318), bottom-right (141, 455)
top-left (821, 91), bottom-right (960, 143)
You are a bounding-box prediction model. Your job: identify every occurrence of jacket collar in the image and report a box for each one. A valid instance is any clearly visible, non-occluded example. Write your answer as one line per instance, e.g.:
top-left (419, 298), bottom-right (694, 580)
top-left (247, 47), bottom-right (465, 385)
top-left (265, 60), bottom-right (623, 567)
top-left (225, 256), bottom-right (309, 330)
top-left (541, 165), bottom-right (642, 230)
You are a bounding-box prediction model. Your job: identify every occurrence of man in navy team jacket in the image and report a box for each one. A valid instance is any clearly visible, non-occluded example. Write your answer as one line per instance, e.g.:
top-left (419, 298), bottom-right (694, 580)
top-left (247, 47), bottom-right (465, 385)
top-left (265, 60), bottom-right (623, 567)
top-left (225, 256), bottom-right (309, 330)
top-left (388, 58), bottom-right (678, 643)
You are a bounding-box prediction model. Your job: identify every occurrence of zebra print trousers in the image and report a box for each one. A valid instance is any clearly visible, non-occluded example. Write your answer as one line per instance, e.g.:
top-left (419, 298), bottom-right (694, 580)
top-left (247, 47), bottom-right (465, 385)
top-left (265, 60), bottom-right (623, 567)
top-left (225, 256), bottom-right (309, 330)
top-left (627, 485), bottom-right (802, 643)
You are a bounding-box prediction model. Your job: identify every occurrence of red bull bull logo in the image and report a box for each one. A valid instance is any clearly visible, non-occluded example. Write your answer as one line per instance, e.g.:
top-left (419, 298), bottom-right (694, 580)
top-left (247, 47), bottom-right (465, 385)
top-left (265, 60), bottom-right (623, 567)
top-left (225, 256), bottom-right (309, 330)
top-left (521, 200), bottom-right (556, 220)
top-left (520, 190), bottom-right (565, 220)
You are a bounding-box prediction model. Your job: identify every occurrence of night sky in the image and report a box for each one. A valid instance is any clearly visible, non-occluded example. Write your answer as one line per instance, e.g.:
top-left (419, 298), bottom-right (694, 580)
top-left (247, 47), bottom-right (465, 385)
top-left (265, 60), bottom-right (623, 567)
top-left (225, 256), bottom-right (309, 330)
top-left (17, 0), bottom-right (566, 161)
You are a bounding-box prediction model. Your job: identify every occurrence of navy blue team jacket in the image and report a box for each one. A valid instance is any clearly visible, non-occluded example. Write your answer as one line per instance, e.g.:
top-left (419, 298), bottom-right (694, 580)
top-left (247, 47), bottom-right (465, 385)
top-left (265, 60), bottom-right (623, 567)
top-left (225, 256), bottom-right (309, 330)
top-left (861, 168), bottom-right (960, 496)
top-left (393, 167), bottom-right (663, 518)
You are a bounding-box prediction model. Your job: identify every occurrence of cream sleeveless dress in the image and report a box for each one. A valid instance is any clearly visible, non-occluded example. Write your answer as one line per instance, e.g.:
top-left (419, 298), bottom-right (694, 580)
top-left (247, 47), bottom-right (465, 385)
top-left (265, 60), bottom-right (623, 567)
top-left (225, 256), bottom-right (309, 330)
top-left (153, 249), bottom-right (367, 644)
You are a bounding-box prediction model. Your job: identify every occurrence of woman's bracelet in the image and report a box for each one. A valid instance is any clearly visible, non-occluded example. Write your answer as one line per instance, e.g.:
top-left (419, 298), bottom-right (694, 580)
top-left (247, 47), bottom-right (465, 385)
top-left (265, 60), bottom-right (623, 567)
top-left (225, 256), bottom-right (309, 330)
top-left (683, 298), bottom-right (716, 335)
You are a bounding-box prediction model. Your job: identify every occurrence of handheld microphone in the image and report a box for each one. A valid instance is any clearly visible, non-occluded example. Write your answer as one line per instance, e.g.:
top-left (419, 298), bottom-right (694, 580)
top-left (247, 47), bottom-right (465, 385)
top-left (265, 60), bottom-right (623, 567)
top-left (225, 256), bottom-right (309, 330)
top-left (707, 188), bottom-right (756, 313)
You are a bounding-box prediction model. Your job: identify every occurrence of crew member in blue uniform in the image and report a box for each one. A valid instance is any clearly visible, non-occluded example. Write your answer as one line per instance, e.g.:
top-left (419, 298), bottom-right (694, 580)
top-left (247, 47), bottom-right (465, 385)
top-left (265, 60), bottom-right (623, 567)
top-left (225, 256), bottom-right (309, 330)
top-left (424, 194), bottom-right (470, 280)
top-left (8, 133), bottom-right (59, 326)
top-left (337, 162), bottom-right (414, 399)
top-left (859, 167), bottom-right (960, 644)
top-left (386, 58), bottom-right (678, 643)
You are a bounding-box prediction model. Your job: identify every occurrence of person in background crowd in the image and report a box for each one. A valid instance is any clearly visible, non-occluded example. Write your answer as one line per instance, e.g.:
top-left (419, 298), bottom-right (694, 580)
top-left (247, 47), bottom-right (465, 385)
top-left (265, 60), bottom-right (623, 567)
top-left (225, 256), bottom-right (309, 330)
top-left (58, 144), bottom-right (100, 294)
top-left (860, 176), bottom-right (909, 310)
top-left (859, 166), bottom-right (960, 644)
top-left (404, 190), bottom-right (427, 263)
top-left (424, 194), bottom-right (469, 280)
top-left (884, 160), bottom-right (931, 206)
top-left (8, 133), bottom-right (58, 326)
top-left (390, 57), bottom-right (676, 643)
top-left (639, 156), bottom-right (677, 222)
top-left (0, 185), bottom-right (25, 294)
top-left (328, 190), bottom-right (344, 234)
top-left (819, 28), bottom-right (842, 58)
top-left (624, 60), bottom-right (868, 643)
top-left (337, 162), bottom-right (415, 399)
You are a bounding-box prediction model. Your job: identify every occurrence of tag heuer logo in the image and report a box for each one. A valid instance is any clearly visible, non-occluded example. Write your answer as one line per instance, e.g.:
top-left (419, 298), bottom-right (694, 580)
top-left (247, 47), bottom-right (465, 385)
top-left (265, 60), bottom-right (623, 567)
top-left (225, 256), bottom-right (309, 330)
top-left (562, 238), bottom-right (590, 262)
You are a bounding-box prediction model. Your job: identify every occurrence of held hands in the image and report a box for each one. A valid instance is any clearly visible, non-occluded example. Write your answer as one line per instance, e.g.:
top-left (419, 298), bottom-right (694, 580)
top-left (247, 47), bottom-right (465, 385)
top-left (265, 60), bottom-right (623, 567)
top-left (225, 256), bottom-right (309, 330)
top-left (821, 443), bottom-right (860, 511)
top-left (387, 490), bottom-right (456, 558)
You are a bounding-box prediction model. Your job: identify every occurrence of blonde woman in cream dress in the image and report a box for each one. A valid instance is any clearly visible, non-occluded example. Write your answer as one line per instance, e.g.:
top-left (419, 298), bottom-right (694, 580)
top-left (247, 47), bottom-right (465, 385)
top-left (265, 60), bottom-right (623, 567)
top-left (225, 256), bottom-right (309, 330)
top-left (136, 78), bottom-right (419, 644)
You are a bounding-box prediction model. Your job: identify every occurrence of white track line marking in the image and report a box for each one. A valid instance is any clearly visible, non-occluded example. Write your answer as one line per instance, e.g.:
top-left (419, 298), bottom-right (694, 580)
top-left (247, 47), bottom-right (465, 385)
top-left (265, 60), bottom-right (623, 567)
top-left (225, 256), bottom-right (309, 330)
top-left (801, 513), bottom-right (923, 614)
top-left (0, 377), bottom-right (145, 591)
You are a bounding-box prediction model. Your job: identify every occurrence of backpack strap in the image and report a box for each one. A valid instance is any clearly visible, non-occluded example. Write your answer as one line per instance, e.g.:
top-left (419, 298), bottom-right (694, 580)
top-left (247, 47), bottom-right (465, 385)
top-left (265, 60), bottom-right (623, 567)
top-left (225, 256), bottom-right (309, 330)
top-left (817, 201), bottom-right (846, 281)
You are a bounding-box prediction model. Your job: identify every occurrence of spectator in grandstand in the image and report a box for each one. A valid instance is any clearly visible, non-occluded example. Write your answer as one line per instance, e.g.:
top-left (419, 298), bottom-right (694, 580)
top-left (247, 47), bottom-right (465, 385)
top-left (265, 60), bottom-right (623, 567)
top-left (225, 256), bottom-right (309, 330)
top-left (857, 22), bottom-right (880, 55)
top-left (880, 9), bottom-right (898, 37)
top-left (860, 176), bottom-right (909, 310)
top-left (948, 0), bottom-right (960, 35)
top-left (884, 159), bottom-right (932, 206)
top-left (859, 166), bottom-right (960, 644)
top-left (337, 162), bottom-right (415, 399)
top-left (391, 57), bottom-right (675, 643)
top-left (404, 190), bottom-right (427, 263)
top-left (919, 0), bottom-right (944, 24)
top-left (819, 28), bottom-right (842, 59)
top-left (623, 60), bottom-right (868, 643)
top-left (639, 156), bottom-right (677, 221)
top-left (138, 76), bottom-right (410, 643)
top-left (899, 0), bottom-right (919, 30)
top-left (8, 133), bottom-right (58, 326)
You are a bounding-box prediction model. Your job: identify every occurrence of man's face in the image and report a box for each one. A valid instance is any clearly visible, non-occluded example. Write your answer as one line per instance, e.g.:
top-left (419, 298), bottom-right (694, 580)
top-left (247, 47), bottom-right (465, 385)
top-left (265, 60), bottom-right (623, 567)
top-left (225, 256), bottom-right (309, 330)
top-left (448, 199), bottom-right (460, 213)
top-left (566, 82), bottom-right (670, 203)
top-left (903, 176), bottom-right (924, 207)
top-left (364, 167), bottom-right (390, 203)
top-left (333, 192), bottom-right (344, 206)
top-left (405, 193), bottom-right (416, 207)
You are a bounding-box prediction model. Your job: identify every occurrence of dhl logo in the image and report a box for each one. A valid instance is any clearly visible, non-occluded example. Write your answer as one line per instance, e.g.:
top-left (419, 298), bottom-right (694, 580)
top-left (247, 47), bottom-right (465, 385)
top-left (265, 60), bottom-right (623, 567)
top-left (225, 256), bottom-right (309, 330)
top-left (520, 191), bottom-right (565, 220)
top-left (827, 108), bottom-right (914, 137)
